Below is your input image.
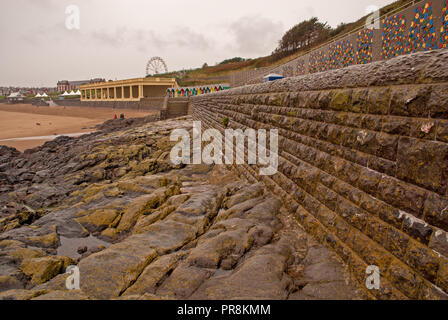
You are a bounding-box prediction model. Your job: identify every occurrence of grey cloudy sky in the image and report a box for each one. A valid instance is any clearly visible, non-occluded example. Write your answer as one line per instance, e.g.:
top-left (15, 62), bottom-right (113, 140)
top-left (0, 0), bottom-right (395, 87)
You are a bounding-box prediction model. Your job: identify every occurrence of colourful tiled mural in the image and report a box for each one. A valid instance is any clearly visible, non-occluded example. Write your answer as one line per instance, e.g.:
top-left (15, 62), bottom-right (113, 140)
top-left (382, 14), bottom-right (408, 60)
top-left (408, 2), bottom-right (437, 53)
top-left (328, 40), bottom-right (355, 69)
top-left (309, 50), bottom-right (328, 73)
top-left (357, 29), bottom-right (374, 64)
top-left (167, 84), bottom-right (229, 98)
top-left (296, 59), bottom-right (306, 76)
top-left (440, 0), bottom-right (448, 48)
top-left (230, 0), bottom-right (448, 87)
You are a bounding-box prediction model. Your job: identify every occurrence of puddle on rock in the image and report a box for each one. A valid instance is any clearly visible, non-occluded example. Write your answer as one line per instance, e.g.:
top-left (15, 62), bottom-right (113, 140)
top-left (57, 235), bottom-right (110, 259)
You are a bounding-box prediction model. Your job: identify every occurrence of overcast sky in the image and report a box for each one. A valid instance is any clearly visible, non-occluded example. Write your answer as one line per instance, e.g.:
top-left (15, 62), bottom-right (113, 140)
top-left (0, 0), bottom-right (395, 87)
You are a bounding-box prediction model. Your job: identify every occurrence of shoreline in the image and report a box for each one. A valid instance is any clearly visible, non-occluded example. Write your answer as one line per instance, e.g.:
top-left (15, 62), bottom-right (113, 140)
top-left (0, 131), bottom-right (91, 141)
top-left (0, 104), bottom-right (156, 151)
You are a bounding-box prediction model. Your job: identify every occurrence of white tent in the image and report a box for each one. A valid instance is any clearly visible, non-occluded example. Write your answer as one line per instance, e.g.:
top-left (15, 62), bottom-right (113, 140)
top-left (61, 91), bottom-right (69, 96)
top-left (35, 93), bottom-right (42, 98)
top-left (8, 92), bottom-right (24, 98)
top-left (7, 92), bottom-right (25, 101)
top-left (69, 90), bottom-right (76, 96)
top-left (75, 90), bottom-right (81, 96)
top-left (41, 93), bottom-right (48, 97)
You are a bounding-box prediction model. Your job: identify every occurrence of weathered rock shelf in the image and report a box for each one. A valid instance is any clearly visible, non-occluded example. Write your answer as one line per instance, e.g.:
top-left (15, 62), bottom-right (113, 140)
top-left (0, 117), bottom-right (360, 300)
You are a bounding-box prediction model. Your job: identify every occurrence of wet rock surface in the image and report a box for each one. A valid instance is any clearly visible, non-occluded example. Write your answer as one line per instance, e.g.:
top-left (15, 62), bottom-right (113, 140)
top-left (0, 116), bottom-right (361, 300)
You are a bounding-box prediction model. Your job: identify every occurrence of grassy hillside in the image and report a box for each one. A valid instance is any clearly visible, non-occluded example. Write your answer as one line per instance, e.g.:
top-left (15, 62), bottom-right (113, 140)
top-left (149, 0), bottom-right (413, 87)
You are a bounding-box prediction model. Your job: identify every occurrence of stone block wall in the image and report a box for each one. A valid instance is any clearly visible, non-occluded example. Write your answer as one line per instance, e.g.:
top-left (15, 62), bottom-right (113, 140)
top-left (192, 49), bottom-right (448, 300)
top-left (160, 97), bottom-right (190, 120)
top-left (167, 97), bottom-right (190, 118)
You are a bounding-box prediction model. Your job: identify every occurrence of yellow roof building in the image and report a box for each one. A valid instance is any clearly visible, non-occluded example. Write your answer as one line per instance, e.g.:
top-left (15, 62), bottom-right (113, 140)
top-left (80, 77), bottom-right (178, 102)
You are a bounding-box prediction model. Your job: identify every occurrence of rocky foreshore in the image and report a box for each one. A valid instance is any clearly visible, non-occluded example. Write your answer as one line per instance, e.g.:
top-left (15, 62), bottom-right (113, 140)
top-left (0, 116), bottom-right (361, 300)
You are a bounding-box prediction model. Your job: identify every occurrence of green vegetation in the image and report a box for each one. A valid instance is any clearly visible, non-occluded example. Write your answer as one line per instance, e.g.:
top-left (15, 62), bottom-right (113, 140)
top-left (0, 96), bottom-right (5, 100)
top-left (49, 92), bottom-right (61, 99)
top-left (272, 17), bottom-right (331, 60)
top-left (222, 117), bottom-right (229, 128)
top-left (148, 0), bottom-right (413, 87)
top-left (218, 57), bottom-right (248, 65)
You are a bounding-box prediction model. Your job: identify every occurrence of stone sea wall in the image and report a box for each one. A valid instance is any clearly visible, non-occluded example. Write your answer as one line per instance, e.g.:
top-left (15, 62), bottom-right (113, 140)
top-left (54, 97), bottom-right (165, 111)
top-left (191, 49), bottom-right (448, 299)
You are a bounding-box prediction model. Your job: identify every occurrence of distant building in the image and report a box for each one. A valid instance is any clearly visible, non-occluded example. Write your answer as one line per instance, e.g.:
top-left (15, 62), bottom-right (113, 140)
top-left (57, 81), bottom-right (69, 92)
top-left (57, 78), bottom-right (105, 92)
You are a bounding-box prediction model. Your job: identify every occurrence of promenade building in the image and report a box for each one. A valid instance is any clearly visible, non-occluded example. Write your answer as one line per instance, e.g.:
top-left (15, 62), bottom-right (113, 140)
top-left (80, 77), bottom-right (178, 102)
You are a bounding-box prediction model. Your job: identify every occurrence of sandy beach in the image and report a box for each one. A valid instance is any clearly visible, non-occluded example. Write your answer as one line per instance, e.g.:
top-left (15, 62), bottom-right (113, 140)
top-left (0, 104), bottom-right (156, 151)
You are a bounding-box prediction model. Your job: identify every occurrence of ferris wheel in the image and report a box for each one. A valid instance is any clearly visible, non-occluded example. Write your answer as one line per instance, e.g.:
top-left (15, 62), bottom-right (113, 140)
top-left (146, 57), bottom-right (168, 76)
